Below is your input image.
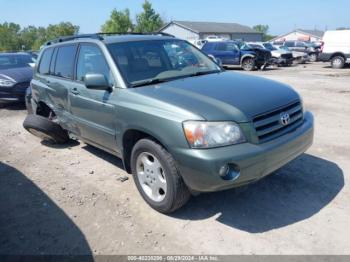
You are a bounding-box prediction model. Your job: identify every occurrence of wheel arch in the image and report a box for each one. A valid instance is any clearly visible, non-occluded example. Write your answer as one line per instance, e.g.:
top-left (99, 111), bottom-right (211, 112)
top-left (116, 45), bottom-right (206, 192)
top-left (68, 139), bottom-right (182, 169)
top-left (330, 52), bottom-right (346, 59)
top-left (121, 128), bottom-right (170, 174)
top-left (36, 101), bottom-right (55, 117)
top-left (240, 54), bottom-right (255, 64)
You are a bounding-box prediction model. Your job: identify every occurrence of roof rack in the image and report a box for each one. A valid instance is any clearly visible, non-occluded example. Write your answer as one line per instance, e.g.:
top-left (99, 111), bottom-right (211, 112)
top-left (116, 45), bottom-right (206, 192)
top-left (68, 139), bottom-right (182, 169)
top-left (97, 32), bottom-right (174, 37)
top-left (45, 32), bottom-right (174, 46)
top-left (45, 34), bottom-right (103, 46)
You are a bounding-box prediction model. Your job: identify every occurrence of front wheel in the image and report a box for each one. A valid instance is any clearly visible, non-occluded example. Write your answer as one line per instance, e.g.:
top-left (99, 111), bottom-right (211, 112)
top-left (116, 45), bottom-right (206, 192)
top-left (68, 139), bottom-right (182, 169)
top-left (241, 57), bottom-right (255, 71)
top-left (331, 56), bottom-right (345, 69)
top-left (131, 138), bottom-right (190, 213)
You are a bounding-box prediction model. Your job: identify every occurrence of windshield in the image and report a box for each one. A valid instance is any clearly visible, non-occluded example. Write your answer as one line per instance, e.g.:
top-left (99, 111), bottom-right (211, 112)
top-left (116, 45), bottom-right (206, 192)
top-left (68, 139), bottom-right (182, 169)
top-left (263, 43), bottom-right (277, 51)
top-left (237, 42), bottom-right (252, 51)
top-left (108, 39), bottom-right (221, 87)
top-left (0, 54), bottom-right (33, 70)
top-left (279, 46), bottom-right (290, 51)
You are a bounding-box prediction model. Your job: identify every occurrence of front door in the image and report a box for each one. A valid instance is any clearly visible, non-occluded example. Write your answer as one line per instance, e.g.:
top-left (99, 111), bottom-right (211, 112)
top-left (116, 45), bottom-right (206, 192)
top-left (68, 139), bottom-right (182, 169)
top-left (69, 43), bottom-right (117, 151)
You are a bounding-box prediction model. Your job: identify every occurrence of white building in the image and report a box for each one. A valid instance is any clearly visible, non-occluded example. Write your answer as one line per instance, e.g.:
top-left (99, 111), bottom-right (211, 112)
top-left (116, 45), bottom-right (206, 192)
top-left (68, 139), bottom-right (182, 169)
top-left (272, 29), bottom-right (324, 43)
top-left (159, 20), bottom-right (263, 42)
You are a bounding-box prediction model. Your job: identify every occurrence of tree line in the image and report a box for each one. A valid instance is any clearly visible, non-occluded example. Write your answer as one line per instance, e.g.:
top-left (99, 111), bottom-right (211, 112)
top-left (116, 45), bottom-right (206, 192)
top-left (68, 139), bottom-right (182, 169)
top-left (0, 0), bottom-right (163, 52)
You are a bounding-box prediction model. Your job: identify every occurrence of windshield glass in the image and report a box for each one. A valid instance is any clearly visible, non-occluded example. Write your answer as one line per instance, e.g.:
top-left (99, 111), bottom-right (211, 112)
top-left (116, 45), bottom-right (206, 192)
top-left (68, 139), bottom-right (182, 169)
top-left (0, 54), bottom-right (33, 69)
top-left (279, 46), bottom-right (290, 51)
top-left (263, 43), bottom-right (277, 51)
top-left (108, 39), bottom-right (221, 86)
top-left (237, 42), bottom-right (252, 51)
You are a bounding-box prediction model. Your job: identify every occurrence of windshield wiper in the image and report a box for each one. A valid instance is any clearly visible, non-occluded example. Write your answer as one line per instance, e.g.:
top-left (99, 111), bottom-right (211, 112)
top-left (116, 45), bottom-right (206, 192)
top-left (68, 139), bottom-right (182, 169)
top-left (132, 78), bottom-right (171, 87)
top-left (187, 70), bottom-right (221, 77)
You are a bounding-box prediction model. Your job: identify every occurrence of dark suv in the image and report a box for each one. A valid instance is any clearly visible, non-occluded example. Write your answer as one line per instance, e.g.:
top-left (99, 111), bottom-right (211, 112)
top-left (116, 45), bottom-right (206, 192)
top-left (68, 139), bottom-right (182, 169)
top-left (201, 40), bottom-right (271, 71)
top-left (24, 34), bottom-right (314, 213)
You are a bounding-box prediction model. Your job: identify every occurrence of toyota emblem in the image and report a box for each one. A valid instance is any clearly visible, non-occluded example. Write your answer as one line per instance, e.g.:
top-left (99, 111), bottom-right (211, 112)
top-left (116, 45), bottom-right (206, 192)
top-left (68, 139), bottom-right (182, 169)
top-left (280, 112), bottom-right (290, 126)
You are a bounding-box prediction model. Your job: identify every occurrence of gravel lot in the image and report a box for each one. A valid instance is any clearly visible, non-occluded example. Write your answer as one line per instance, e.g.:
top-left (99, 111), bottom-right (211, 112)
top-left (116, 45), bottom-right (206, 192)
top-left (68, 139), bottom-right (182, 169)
top-left (1, 62), bottom-right (349, 255)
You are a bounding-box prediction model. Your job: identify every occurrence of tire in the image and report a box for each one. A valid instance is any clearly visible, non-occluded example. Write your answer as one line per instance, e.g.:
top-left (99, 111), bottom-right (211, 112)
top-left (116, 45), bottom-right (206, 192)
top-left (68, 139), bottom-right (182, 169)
top-left (131, 138), bottom-right (190, 213)
top-left (309, 53), bottom-right (318, 62)
top-left (23, 114), bottom-right (69, 144)
top-left (331, 56), bottom-right (345, 69)
top-left (241, 57), bottom-right (255, 71)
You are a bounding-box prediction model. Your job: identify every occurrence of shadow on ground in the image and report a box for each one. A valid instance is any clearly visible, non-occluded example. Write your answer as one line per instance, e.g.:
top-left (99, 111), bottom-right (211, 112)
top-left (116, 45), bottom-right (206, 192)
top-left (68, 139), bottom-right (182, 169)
top-left (0, 162), bottom-right (93, 256)
top-left (173, 153), bottom-right (344, 233)
top-left (41, 139), bottom-right (80, 149)
top-left (83, 144), bottom-right (124, 170)
top-left (0, 102), bottom-right (26, 110)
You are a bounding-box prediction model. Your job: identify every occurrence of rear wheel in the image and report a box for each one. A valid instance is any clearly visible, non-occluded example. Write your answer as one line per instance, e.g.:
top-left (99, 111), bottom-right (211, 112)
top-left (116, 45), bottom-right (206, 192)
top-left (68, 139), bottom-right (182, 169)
top-left (131, 138), bottom-right (190, 213)
top-left (331, 56), bottom-right (345, 69)
top-left (23, 114), bottom-right (69, 144)
top-left (241, 57), bottom-right (255, 71)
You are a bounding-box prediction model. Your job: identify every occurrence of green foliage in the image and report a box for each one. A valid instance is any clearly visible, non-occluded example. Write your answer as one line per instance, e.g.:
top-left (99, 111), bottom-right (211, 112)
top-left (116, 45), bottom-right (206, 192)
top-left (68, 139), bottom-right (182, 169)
top-left (0, 22), bottom-right (21, 51)
top-left (134, 0), bottom-right (163, 33)
top-left (253, 24), bottom-right (275, 42)
top-left (101, 8), bottom-right (133, 33)
top-left (0, 22), bottom-right (79, 51)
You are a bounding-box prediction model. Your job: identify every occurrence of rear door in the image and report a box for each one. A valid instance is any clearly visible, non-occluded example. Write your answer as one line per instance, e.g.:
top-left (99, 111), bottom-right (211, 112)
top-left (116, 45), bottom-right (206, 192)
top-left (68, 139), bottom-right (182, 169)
top-left (45, 44), bottom-right (78, 120)
top-left (68, 43), bottom-right (117, 151)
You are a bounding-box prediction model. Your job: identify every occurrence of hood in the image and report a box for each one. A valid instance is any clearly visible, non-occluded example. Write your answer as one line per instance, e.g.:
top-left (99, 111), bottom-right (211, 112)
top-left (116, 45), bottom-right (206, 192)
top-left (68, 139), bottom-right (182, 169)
top-left (0, 66), bottom-right (33, 83)
top-left (129, 72), bottom-right (300, 122)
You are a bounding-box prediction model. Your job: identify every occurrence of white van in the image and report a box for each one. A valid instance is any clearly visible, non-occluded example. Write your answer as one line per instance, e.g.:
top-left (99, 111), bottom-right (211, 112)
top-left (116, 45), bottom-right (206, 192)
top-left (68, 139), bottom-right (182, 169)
top-left (319, 30), bottom-right (350, 68)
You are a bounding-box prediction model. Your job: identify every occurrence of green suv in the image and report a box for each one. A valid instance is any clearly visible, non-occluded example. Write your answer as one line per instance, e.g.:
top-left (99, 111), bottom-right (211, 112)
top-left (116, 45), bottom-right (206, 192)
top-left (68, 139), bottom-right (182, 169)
top-left (24, 33), bottom-right (314, 213)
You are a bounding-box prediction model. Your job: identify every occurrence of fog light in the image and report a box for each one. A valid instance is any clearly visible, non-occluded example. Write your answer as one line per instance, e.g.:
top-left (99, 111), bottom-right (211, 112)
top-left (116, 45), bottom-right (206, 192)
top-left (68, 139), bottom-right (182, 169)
top-left (219, 164), bottom-right (241, 181)
top-left (219, 165), bottom-right (229, 177)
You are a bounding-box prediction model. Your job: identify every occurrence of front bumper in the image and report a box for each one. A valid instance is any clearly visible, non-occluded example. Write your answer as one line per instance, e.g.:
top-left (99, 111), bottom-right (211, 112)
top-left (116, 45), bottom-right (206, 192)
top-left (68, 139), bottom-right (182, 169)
top-left (172, 112), bottom-right (314, 192)
top-left (0, 84), bottom-right (28, 103)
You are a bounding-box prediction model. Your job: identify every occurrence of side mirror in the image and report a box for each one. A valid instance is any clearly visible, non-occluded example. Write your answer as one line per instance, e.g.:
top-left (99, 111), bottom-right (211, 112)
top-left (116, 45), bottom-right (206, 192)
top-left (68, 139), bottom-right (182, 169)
top-left (84, 74), bottom-right (111, 91)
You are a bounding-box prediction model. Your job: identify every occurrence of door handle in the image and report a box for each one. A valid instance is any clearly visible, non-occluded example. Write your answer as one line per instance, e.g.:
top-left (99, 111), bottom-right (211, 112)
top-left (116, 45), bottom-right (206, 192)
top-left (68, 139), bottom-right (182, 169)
top-left (71, 88), bottom-right (80, 95)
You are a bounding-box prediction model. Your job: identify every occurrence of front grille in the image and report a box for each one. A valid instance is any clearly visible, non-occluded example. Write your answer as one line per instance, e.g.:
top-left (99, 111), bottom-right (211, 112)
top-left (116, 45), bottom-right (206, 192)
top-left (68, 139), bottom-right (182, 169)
top-left (253, 101), bottom-right (303, 143)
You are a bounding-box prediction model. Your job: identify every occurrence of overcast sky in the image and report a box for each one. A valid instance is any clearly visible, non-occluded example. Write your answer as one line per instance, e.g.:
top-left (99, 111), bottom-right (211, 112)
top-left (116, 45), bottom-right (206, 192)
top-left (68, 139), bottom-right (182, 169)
top-left (0, 0), bottom-right (348, 35)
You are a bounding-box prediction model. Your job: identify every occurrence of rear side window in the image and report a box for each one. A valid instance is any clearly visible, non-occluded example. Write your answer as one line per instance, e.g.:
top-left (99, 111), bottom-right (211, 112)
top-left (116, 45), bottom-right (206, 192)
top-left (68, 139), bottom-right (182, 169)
top-left (215, 43), bottom-right (227, 51)
top-left (54, 45), bottom-right (77, 79)
top-left (38, 48), bottom-right (54, 74)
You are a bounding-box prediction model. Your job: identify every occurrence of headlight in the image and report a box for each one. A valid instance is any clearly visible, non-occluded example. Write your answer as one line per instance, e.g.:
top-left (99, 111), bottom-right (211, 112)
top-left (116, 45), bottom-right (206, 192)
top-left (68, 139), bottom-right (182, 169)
top-left (0, 78), bottom-right (16, 87)
top-left (183, 121), bottom-right (246, 148)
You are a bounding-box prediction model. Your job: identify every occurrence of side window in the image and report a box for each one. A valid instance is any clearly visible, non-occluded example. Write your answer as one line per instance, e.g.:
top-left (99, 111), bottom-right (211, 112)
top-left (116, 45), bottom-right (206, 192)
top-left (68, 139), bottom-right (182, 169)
top-left (54, 45), bottom-right (77, 79)
top-left (38, 48), bottom-right (54, 74)
top-left (215, 43), bottom-right (227, 51)
top-left (76, 44), bottom-right (113, 85)
top-left (285, 42), bottom-right (294, 47)
top-left (296, 42), bottom-right (305, 47)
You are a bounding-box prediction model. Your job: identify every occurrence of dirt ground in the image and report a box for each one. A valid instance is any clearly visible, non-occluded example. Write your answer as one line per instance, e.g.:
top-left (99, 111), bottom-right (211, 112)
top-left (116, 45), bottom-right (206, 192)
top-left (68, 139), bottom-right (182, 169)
top-left (0, 62), bottom-right (349, 255)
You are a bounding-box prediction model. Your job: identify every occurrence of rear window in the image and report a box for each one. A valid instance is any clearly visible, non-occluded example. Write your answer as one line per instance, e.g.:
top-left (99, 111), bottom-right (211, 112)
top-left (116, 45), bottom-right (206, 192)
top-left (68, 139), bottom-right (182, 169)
top-left (38, 48), bottom-right (54, 74)
top-left (54, 45), bottom-right (77, 79)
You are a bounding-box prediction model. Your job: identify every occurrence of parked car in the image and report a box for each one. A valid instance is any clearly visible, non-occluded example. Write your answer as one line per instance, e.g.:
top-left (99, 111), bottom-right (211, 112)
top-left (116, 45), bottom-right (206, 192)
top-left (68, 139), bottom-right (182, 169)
top-left (236, 41), bottom-right (273, 69)
top-left (279, 41), bottom-right (319, 62)
top-left (318, 30), bottom-right (350, 69)
top-left (0, 52), bottom-right (34, 105)
top-left (247, 42), bottom-right (294, 66)
top-left (275, 46), bottom-right (310, 64)
top-left (202, 40), bottom-right (270, 70)
top-left (24, 33), bottom-right (314, 213)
